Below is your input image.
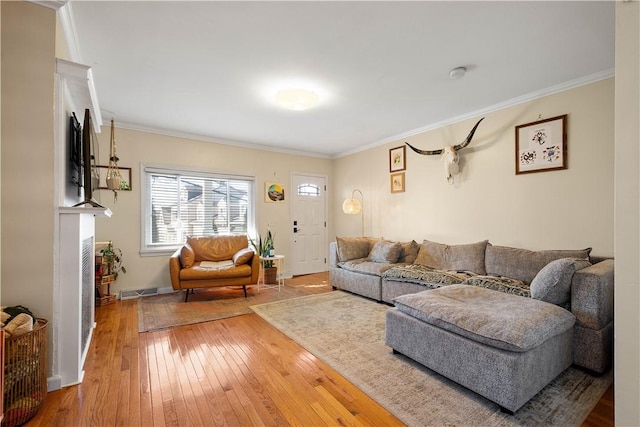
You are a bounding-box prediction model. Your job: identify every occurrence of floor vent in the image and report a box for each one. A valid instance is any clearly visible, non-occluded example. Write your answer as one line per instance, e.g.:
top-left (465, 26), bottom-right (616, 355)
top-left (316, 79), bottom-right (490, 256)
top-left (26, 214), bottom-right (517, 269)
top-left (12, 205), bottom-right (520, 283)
top-left (120, 288), bottom-right (159, 300)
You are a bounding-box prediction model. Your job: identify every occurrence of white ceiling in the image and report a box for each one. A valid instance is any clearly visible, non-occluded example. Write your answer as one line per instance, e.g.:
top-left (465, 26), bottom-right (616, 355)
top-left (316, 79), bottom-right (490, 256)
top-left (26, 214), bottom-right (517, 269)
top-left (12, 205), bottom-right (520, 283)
top-left (67, 1), bottom-right (615, 158)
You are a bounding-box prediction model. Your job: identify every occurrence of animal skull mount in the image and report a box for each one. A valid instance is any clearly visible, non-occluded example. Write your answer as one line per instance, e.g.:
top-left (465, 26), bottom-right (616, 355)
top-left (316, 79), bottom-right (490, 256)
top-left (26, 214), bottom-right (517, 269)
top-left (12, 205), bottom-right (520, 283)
top-left (405, 117), bottom-right (485, 184)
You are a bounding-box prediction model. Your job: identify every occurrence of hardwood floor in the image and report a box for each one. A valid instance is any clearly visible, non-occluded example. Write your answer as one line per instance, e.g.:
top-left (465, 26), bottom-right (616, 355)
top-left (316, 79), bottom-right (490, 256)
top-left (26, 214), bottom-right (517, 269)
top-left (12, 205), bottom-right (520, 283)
top-left (27, 272), bottom-right (613, 426)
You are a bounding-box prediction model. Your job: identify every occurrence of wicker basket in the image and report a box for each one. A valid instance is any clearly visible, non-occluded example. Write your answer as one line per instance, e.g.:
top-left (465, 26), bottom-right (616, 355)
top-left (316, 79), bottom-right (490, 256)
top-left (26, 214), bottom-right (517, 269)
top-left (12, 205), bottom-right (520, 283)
top-left (3, 319), bottom-right (47, 427)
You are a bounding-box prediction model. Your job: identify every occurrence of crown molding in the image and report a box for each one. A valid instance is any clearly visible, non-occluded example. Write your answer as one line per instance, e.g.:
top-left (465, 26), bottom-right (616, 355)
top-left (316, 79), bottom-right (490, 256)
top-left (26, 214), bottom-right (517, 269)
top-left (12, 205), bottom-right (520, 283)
top-left (334, 68), bottom-right (615, 158)
top-left (56, 58), bottom-right (103, 130)
top-left (29, 0), bottom-right (66, 11)
top-left (57, 1), bottom-right (82, 62)
top-left (111, 121), bottom-right (332, 159)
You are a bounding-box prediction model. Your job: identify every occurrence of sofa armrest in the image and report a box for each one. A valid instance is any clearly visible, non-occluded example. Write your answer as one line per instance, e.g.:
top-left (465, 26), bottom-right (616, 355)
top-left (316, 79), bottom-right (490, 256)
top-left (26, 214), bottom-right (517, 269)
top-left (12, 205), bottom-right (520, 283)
top-left (571, 259), bottom-right (614, 330)
top-left (169, 248), bottom-right (183, 290)
top-left (330, 241), bottom-right (338, 268)
top-left (250, 251), bottom-right (260, 284)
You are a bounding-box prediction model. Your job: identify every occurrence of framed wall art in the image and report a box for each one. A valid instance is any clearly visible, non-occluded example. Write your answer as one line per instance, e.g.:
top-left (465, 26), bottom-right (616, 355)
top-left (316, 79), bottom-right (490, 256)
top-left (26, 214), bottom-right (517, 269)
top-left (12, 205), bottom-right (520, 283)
top-left (390, 172), bottom-right (405, 193)
top-left (389, 146), bottom-right (406, 172)
top-left (515, 114), bottom-right (567, 174)
top-left (265, 182), bottom-right (285, 203)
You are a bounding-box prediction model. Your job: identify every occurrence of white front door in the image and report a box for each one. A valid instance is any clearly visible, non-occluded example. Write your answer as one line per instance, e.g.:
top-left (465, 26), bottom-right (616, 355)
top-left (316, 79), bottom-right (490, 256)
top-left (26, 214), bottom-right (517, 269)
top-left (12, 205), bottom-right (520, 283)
top-left (290, 173), bottom-right (327, 276)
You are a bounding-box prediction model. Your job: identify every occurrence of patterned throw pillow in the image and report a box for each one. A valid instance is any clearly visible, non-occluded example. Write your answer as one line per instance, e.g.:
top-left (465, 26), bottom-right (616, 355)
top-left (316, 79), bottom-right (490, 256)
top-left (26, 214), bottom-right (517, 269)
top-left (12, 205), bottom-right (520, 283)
top-left (414, 239), bottom-right (488, 275)
top-left (530, 258), bottom-right (592, 305)
top-left (461, 275), bottom-right (531, 298)
top-left (368, 240), bottom-right (402, 263)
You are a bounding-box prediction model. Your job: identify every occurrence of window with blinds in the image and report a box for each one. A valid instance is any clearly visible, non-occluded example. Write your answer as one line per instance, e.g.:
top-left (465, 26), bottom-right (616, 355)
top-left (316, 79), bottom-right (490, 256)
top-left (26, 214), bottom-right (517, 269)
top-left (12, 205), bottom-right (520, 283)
top-left (141, 165), bottom-right (255, 254)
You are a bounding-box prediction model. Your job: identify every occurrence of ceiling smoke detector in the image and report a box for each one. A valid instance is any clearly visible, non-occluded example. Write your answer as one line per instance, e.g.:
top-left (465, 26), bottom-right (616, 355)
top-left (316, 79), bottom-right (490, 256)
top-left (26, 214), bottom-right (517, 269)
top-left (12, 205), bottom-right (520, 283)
top-left (449, 66), bottom-right (467, 79)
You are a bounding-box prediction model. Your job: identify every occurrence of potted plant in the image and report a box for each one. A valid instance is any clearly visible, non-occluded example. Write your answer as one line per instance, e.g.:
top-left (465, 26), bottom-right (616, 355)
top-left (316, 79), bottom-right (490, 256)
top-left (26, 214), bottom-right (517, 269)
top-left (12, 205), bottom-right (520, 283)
top-left (250, 231), bottom-right (277, 284)
top-left (100, 241), bottom-right (127, 279)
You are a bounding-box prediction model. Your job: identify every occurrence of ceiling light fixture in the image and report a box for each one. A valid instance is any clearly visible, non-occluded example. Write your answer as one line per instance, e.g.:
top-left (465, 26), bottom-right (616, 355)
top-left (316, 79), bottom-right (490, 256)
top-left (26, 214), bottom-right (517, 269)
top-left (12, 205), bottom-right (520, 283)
top-left (275, 88), bottom-right (319, 111)
top-left (449, 66), bottom-right (467, 79)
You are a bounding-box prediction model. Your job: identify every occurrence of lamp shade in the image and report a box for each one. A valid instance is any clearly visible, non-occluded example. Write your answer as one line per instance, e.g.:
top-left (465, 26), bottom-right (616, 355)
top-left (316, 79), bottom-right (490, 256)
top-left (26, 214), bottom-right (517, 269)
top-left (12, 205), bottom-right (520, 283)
top-left (342, 198), bottom-right (361, 214)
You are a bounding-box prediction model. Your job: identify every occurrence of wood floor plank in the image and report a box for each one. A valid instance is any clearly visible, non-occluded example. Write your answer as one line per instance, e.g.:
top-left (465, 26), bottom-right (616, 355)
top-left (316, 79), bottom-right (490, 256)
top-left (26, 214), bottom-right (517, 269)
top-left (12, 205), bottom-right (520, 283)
top-left (26, 272), bottom-right (612, 426)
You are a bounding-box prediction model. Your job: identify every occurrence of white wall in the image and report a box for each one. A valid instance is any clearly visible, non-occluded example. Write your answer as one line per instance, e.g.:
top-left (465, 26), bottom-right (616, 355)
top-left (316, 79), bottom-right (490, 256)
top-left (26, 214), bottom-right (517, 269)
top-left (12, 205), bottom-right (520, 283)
top-left (93, 128), bottom-right (333, 294)
top-left (333, 78), bottom-right (614, 257)
top-left (614, 1), bottom-right (640, 424)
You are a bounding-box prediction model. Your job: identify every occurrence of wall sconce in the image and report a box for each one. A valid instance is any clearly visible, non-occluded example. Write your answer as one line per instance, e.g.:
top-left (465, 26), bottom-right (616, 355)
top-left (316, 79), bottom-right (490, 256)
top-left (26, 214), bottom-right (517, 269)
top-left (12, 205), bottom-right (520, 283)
top-left (342, 189), bottom-right (364, 237)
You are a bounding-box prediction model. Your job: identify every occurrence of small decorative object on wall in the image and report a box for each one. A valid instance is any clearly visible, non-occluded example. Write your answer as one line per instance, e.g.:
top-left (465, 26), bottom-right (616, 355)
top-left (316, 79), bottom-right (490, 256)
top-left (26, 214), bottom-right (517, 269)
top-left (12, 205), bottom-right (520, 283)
top-left (265, 182), bottom-right (285, 202)
top-left (515, 114), bottom-right (567, 174)
top-left (96, 165), bottom-right (132, 190)
top-left (389, 146), bottom-right (406, 172)
top-left (390, 172), bottom-right (405, 193)
top-left (405, 117), bottom-right (485, 184)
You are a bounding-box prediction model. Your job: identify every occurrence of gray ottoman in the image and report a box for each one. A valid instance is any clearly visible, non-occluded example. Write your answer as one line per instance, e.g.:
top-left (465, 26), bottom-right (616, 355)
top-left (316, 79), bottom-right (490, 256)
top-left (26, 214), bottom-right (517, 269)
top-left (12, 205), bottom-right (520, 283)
top-left (385, 284), bottom-right (575, 413)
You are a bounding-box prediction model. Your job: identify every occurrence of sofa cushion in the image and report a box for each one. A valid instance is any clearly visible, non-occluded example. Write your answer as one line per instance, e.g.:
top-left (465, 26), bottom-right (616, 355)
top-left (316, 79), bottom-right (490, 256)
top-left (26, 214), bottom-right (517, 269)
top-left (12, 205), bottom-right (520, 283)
top-left (339, 259), bottom-right (396, 276)
top-left (383, 264), bottom-right (476, 287)
top-left (398, 240), bottom-right (420, 264)
top-left (485, 245), bottom-right (592, 284)
top-left (368, 240), bottom-right (402, 263)
top-left (393, 285), bottom-right (575, 352)
top-left (336, 237), bottom-right (376, 262)
top-left (187, 235), bottom-right (249, 262)
top-left (180, 243), bottom-right (195, 268)
top-left (461, 275), bottom-right (530, 298)
top-left (233, 248), bottom-right (254, 266)
top-left (530, 258), bottom-right (592, 305)
top-left (414, 239), bottom-right (488, 275)
top-left (180, 263), bottom-right (252, 280)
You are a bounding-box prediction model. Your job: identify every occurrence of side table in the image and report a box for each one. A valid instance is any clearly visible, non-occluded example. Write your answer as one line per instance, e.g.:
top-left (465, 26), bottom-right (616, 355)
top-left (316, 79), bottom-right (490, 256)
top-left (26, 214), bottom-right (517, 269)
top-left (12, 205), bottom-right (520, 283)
top-left (258, 255), bottom-right (285, 291)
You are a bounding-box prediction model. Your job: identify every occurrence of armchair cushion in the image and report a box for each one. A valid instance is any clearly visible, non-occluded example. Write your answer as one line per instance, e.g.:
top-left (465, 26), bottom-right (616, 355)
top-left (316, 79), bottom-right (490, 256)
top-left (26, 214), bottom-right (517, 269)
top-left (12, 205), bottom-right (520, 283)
top-left (233, 248), bottom-right (254, 266)
top-left (180, 243), bottom-right (195, 268)
top-left (187, 235), bottom-right (248, 262)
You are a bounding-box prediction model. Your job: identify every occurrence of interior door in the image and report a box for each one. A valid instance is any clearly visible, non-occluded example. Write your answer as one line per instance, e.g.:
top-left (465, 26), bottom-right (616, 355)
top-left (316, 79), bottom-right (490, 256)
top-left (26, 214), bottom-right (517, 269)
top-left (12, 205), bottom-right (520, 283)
top-left (290, 173), bottom-right (327, 276)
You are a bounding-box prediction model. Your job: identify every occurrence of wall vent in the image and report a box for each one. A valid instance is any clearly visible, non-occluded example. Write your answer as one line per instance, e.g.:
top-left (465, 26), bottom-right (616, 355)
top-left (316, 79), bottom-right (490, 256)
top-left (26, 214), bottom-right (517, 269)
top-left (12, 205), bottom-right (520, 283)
top-left (120, 288), bottom-right (158, 300)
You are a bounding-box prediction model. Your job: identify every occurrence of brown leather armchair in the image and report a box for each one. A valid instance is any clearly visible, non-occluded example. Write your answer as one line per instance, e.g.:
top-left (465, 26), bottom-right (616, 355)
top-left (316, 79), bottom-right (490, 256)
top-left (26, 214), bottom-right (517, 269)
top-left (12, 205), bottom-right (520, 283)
top-left (169, 235), bottom-right (259, 301)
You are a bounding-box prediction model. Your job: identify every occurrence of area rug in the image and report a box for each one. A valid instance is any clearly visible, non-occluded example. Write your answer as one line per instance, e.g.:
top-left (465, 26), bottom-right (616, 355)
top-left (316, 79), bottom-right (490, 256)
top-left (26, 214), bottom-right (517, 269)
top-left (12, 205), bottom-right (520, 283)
top-left (137, 285), bottom-right (317, 332)
top-left (251, 291), bottom-right (612, 427)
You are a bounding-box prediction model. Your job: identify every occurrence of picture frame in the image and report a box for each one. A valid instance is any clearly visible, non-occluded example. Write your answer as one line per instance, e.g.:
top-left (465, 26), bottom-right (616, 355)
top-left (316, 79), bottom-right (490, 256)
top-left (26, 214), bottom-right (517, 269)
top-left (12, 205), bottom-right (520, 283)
top-left (95, 165), bottom-right (132, 190)
top-left (390, 172), bottom-right (405, 193)
top-left (515, 114), bottom-right (567, 175)
top-left (389, 146), bottom-right (406, 172)
top-left (265, 182), bottom-right (285, 203)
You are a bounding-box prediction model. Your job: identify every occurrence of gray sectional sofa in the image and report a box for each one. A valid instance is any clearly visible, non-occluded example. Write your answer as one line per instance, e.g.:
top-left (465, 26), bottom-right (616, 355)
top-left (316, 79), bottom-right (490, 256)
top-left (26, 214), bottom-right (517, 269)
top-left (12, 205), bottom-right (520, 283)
top-left (329, 237), bottom-right (613, 411)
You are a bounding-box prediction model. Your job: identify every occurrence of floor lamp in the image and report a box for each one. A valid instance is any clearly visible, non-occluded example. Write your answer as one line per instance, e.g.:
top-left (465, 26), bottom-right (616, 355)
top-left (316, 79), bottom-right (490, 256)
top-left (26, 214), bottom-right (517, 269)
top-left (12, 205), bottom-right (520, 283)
top-left (342, 189), bottom-right (364, 237)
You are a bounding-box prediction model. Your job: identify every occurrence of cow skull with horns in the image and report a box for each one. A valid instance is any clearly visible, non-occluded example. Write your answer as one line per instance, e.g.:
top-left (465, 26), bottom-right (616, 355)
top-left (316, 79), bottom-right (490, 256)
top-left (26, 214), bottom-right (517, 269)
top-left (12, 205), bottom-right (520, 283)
top-left (405, 117), bottom-right (485, 184)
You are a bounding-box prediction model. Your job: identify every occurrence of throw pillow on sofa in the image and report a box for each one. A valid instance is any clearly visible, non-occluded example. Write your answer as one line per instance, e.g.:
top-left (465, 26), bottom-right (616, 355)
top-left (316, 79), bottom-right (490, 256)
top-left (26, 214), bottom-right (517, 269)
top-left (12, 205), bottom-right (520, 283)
top-left (180, 243), bottom-right (195, 268)
top-left (398, 240), bottom-right (420, 264)
top-left (485, 245), bottom-right (592, 284)
top-left (336, 237), bottom-right (376, 262)
top-left (368, 240), bottom-right (402, 263)
top-left (530, 258), bottom-right (592, 305)
top-left (414, 239), bottom-right (488, 275)
top-left (233, 248), bottom-right (254, 266)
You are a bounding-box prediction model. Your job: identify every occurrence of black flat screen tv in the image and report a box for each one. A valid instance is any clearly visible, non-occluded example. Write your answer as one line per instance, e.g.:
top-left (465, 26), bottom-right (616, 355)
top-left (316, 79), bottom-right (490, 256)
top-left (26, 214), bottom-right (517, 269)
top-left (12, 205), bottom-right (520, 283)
top-left (73, 108), bottom-right (103, 208)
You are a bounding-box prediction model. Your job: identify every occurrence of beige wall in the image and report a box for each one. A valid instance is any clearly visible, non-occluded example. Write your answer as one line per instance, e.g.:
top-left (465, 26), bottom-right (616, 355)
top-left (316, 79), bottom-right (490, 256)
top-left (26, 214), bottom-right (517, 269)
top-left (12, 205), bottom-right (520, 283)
top-left (1, 3), bottom-right (57, 316)
top-left (1, 0), bottom-right (56, 367)
top-left (614, 1), bottom-right (640, 425)
top-left (93, 128), bottom-right (333, 294)
top-left (333, 79), bottom-right (614, 256)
